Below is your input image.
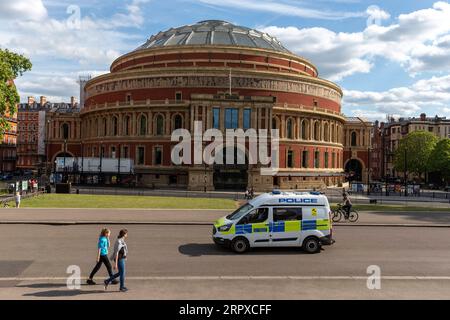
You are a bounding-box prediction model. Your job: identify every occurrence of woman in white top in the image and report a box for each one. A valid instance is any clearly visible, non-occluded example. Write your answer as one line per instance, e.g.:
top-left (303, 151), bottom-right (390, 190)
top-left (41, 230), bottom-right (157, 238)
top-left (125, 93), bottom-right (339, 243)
top-left (104, 229), bottom-right (128, 292)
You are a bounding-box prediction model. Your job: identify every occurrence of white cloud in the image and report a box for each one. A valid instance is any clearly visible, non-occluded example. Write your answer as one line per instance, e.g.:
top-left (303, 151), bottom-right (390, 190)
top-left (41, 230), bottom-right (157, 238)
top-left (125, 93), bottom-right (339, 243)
top-left (196, 0), bottom-right (365, 20)
top-left (0, 0), bottom-right (151, 101)
top-left (343, 74), bottom-right (450, 120)
top-left (262, 1), bottom-right (450, 80)
top-left (0, 0), bottom-right (47, 21)
top-left (15, 70), bottom-right (109, 103)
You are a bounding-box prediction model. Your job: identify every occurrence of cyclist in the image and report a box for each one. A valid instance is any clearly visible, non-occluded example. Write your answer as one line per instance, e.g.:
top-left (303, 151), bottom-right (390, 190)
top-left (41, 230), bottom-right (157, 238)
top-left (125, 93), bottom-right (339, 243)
top-left (342, 193), bottom-right (352, 220)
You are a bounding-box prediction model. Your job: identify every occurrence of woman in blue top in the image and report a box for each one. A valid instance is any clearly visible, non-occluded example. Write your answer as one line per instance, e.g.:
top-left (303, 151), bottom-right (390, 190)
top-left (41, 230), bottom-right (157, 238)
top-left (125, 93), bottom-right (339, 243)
top-left (87, 228), bottom-right (116, 285)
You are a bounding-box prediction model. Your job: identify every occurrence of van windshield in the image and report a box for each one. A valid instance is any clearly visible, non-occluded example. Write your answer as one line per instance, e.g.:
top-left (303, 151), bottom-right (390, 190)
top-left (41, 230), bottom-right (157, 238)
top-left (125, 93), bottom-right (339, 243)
top-left (226, 203), bottom-right (254, 221)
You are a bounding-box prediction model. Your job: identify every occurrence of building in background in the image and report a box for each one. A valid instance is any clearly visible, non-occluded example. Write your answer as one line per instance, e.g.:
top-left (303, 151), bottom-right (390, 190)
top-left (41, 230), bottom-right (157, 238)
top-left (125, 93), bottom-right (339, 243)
top-left (45, 20), bottom-right (346, 191)
top-left (342, 117), bottom-right (373, 183)
top-left (45, 97), bottom-right (81, 175)
top-left (0, 105), bottom-right (18, 173)
top-left (380, 113), bottom-right (450, 180)
top-left (17, 96), bottom-right (79, 174)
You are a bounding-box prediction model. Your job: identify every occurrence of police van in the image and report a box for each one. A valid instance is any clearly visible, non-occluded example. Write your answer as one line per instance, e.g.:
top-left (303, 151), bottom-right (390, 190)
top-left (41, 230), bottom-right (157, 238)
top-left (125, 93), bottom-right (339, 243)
top-left (212, 190), bottom-right (334, 254)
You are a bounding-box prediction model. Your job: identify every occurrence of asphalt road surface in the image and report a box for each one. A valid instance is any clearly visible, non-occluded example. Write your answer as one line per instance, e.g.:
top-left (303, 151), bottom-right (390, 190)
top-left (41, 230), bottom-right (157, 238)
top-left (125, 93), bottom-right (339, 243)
top-left (1, 224), bottom-right (450, 299)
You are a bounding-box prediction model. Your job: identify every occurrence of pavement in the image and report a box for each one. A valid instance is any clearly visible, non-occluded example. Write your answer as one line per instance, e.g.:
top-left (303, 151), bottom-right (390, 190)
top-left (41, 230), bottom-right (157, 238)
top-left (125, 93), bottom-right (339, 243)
top-left (0, 208), bottom-right (450, 226)
top-left (1, 224), bottom-right (450, 299)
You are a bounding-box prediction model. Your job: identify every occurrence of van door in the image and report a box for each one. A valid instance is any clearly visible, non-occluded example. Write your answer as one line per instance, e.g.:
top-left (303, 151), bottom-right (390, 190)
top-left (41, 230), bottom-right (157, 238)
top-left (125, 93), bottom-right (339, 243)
top-left (270, 207), bottom-right (302, 247)
top-left (236, 207), bottom-right (270, 247)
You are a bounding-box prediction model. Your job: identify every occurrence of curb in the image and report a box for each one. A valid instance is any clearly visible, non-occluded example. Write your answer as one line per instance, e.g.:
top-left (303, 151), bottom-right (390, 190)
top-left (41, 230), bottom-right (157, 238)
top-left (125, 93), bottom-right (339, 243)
top-left (1, 221), bottom-right (450, 228)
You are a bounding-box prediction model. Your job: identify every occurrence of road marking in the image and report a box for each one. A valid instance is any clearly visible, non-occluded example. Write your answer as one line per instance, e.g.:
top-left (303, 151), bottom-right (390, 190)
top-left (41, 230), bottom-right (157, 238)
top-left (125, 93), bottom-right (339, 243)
top-left (2, 276), bottom-right (450, 281)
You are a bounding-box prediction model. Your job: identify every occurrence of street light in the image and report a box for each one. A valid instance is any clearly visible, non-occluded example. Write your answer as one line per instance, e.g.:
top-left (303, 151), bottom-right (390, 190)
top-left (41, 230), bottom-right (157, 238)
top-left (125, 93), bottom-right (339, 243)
top-left (404, 141), bottom-right (408, 197)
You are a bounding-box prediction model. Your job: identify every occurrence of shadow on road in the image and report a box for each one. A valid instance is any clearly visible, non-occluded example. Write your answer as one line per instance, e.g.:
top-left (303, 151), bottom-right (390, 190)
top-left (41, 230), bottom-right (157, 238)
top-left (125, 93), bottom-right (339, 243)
top-left (23, 289), bottom-right (108, 298)
top-left (17, 283), bottom-right (70, 289)
top-left (367, 211), bottom-right (450, 224)
top-left (178, 243), bottom-right (309, 257)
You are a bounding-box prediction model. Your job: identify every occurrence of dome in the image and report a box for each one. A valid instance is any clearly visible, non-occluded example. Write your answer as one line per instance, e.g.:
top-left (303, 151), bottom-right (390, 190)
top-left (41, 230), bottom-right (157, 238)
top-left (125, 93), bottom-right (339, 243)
top-left (135, 20), bottom-right (291, 53)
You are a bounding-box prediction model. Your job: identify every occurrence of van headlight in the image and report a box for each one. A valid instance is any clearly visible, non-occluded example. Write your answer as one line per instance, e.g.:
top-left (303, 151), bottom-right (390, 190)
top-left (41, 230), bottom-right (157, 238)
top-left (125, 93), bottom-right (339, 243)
top-left (218, 224), bottom-right (232, 232)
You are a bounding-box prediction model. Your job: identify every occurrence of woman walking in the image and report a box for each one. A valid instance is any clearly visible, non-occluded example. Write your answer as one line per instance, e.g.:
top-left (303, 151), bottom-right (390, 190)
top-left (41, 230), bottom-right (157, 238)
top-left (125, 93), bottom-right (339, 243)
top-left (87, 228), bottom-right (115, 285)
top-left (15, 192), bottom-right (21, 208)
top-left (104, 229), bottom-right (129, 292)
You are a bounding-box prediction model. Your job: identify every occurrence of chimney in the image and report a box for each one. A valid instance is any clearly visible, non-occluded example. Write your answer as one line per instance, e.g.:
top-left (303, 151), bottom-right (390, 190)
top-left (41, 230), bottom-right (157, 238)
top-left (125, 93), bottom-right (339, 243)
top-left (71, 96), bottom-right (77, 107)
top-left (40, 96), bottom-right (47, 106)
top-left (420, 113), bottom-right (426, 121)
top-left (28, 96), bottom-right (35, 105)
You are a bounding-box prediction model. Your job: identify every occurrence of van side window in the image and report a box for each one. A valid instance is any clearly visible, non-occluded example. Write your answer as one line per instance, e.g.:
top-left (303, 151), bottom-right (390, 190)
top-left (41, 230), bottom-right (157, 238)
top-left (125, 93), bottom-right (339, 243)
top-left (238, 208), bottom-right (268, 225)
top-left (273, 207), bottom-right (302, 221)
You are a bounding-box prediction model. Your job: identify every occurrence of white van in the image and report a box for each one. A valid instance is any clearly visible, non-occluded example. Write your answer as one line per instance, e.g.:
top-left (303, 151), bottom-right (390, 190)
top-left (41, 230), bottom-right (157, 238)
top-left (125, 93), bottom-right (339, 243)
top-left (212, 190), bottom-right (334, 254)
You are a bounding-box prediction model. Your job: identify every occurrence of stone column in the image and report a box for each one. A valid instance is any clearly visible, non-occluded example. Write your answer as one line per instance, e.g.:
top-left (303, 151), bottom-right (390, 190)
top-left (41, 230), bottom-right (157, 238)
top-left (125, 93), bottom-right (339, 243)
top-left (165, 111), bottom-right (170, 135)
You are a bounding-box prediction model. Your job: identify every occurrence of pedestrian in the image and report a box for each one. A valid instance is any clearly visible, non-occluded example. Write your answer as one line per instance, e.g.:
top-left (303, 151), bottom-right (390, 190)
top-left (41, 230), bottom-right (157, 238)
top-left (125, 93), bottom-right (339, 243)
top-left (87, 228), bottom-right (117, 285)
top-left (104, 229), bottom-right (129, 292)
top-left (15, 192), bottom-right (21, 208)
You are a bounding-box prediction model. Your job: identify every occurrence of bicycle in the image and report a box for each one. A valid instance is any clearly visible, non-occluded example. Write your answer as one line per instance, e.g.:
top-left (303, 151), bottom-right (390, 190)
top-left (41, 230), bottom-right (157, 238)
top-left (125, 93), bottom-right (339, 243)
top-left (332, 204), bottom-right (359, 222)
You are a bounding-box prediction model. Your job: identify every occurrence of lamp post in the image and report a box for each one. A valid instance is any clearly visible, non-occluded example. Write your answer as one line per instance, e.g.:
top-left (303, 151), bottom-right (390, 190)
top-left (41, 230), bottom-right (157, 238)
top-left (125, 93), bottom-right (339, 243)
top-left (404, 142), bottom-right (408, 197)
top-left (99, 142), bottom-right (103, 185)
top-left (367, 145), bottom-right (372, 196)
top-left (46, 119), bottom-right (51, 178)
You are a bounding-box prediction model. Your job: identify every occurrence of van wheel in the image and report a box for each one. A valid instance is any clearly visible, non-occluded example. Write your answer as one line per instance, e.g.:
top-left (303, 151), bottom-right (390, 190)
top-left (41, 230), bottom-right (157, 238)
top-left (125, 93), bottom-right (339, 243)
top-left (303, 237), bottom-right (321, 254)
top-left (231, 237), bottom-right (250, 254)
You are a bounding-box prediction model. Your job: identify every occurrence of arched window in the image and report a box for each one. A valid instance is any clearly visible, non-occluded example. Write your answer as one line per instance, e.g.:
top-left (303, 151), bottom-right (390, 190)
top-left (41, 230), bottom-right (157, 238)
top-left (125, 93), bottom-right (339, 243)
top-left (156, 114), bottom-right (164, 136)
top-left (173, 114), bottom-right (183, 130)
top-left (112, 116), bottom-right (118, 136)
top-left (314, 121), bottom-right (320, 141)
top-left (95, 119), bottom-right (100, 137)
top-left (139, 115), bottom-right (147, 136)
top-left (123, 115), bottom-right (130, 136)
top-left (301, 120), bottom-right (309, 140)
top-left (351, 131), bottom-right (357, 146)
top-left (324, 123), bottom-right (329, 142)
top-left (103, 118), bottom-right (107, 136)
top-left (286, 118), bottom-right (293, 139)
top-left (61, 123), bottom-right (69, 140)
top-left (337, 126), bottom-right (341, 144)
top-left (331, 124), bottom-right (335, 142)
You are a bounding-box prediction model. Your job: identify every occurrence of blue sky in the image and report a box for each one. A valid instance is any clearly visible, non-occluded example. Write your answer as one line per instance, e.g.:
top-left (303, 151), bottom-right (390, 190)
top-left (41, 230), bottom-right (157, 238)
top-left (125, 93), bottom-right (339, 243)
top-left (1, 0), bottom-right (450, 120)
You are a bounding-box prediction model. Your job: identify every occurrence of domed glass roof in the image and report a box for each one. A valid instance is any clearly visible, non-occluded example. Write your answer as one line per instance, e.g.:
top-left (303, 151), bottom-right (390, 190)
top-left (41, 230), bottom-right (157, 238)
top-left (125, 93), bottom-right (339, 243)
top-left (136, 20), bottom-right (290, 53)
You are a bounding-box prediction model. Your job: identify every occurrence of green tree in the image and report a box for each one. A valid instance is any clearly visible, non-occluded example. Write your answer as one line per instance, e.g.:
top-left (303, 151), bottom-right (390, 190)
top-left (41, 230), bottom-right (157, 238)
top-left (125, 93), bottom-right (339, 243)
top-left (428, 138), bottom-right (450, 183)
top-left (0, 49), bottom-right (32, 138)
top-left (394, 130), bottom-right (438, 179)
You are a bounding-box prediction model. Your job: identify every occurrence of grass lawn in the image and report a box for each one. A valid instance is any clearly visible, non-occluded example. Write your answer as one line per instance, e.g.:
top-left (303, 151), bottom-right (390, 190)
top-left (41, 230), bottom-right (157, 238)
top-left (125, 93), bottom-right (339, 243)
top-left (13, 194), bottom-right (238, 209)
top-left (331, 204), bottom-right (450, 212)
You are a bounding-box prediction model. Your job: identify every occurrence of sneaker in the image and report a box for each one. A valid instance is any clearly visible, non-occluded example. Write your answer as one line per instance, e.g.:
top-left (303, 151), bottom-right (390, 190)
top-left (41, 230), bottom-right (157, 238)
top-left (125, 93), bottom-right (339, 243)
top-left (104, 280), bottom-right (109, 291)
top-left (86, 279), bottom-right (96, 285)
top-left (111, 279), bottom-right (119, 285)
top-left (119, 287), bottom-right (128, 292)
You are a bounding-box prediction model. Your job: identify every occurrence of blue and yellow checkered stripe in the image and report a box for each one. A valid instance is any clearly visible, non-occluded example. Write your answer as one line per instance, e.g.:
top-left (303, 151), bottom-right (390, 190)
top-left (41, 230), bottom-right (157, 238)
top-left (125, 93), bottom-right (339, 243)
top-left (234, 219), bottom-right (330, 234)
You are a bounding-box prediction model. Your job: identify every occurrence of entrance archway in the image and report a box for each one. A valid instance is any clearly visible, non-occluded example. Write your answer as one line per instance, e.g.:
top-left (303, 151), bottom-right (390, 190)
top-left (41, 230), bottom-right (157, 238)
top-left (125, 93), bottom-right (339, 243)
top-left (213, 146), bottom-right (248, 190)
top-left (345, 159), bottom-right (363, 182)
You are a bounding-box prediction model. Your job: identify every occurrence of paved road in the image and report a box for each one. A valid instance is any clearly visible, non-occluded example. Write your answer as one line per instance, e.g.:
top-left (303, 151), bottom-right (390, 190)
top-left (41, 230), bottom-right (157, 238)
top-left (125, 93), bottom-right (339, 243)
top-left (1, 208), bottom-right (450, 226)
top-left (1, 224), bottom-right (450, 299)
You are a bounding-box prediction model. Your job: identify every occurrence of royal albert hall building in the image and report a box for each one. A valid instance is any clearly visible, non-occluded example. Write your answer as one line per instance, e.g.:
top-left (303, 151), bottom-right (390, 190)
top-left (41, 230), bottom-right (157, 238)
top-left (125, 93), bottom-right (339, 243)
top-left (77, 20), bottom-right (345, 191)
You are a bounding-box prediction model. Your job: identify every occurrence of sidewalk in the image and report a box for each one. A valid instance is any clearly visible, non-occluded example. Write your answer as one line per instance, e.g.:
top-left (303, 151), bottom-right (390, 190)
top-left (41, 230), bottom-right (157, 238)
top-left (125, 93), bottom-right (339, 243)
top-left (1, 208), bottom-right (450, 227)
top-left (71, 186), bottom-right (450, 206)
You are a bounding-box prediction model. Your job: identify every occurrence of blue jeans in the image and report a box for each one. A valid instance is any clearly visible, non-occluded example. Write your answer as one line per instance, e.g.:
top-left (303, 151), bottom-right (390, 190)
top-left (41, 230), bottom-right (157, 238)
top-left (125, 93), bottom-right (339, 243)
top-left (106, 258), bottom-right (126, 289)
